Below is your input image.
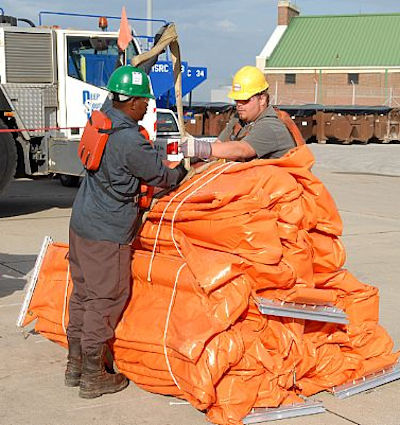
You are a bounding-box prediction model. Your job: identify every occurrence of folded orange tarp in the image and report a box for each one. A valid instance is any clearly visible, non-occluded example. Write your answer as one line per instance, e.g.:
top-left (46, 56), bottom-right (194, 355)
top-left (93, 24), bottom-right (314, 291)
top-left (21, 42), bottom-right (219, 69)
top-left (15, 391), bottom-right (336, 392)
top-left (23, 145), bottom-right (398, 425)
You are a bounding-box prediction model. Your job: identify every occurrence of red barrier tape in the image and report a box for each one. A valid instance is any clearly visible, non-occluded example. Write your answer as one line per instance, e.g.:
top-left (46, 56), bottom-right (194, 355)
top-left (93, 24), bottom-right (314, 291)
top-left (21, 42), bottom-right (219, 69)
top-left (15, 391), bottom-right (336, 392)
top-left (0, 126), bottom-right (83, 133)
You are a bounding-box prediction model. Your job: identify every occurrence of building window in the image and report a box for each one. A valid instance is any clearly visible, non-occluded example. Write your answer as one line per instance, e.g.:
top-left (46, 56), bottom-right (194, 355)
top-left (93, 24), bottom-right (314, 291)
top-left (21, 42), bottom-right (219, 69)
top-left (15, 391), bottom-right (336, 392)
top-left (285, 73), bottom-right (296, 84)
top-left (348, 73), bottom-right (359, 85)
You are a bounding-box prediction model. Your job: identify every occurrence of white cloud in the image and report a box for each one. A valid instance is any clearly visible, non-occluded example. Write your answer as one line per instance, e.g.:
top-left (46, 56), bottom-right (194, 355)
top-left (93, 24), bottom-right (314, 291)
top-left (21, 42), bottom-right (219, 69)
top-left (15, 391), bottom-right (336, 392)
top-left (216, 19), bottom-right (237, 33)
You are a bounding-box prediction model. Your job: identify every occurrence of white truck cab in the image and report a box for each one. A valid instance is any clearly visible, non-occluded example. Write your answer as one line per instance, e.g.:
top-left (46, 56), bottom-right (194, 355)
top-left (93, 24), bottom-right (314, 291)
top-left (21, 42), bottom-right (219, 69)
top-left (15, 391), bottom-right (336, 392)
top-left (0, 21), bottom-right (157, 189)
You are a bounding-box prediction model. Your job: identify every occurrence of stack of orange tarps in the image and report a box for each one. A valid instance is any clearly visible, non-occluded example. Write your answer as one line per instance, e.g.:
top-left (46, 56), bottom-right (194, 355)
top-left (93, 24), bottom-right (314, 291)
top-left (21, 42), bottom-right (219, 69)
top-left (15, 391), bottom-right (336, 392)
top-left (23, 145), bottom-right (398, 425)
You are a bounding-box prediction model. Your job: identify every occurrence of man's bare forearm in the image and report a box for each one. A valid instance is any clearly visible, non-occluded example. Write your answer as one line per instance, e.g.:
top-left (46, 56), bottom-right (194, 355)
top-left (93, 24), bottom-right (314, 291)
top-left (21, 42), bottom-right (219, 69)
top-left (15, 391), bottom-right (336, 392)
top-left (211, 140), bottom-right (256, 161)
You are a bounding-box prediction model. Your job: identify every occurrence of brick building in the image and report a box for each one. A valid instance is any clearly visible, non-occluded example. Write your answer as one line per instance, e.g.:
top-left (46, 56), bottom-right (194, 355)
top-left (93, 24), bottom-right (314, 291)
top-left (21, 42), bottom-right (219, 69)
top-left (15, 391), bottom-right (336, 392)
top-left (256, 1), bottom-right (400, 107)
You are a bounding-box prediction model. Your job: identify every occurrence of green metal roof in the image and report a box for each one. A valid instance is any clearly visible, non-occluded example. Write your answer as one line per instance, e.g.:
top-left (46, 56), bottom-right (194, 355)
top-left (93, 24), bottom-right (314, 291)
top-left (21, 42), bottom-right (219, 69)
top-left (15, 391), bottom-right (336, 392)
top-left (267, 13), bottom-right (400, 68)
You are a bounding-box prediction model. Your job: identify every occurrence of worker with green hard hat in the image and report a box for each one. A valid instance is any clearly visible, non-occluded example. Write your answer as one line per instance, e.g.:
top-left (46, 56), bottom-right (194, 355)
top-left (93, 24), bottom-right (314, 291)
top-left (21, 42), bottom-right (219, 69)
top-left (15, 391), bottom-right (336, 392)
top-left (106, 65), bottom-right (155, 100)
top-left (66, 65), bottom-right (187, 399)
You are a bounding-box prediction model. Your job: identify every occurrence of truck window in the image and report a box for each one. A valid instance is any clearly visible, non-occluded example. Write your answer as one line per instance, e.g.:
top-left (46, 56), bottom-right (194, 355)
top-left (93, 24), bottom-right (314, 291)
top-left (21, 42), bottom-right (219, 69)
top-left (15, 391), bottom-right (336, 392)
top-left (67, 36), bottom-right (139, 88)
top-left (157, 111), bottom-right (179, 133)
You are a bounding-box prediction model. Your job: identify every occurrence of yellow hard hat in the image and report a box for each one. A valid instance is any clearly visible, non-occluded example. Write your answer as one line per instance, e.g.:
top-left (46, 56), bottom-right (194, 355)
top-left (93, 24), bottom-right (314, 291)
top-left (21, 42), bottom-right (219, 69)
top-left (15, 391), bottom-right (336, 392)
top-left (228, 66), bottom-right (269, 101)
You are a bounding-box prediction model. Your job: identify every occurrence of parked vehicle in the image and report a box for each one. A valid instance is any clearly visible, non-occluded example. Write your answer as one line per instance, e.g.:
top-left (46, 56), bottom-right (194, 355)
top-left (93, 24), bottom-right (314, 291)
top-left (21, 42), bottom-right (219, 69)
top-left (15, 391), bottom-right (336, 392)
top-left (0, 12), bottom-right (158, 191)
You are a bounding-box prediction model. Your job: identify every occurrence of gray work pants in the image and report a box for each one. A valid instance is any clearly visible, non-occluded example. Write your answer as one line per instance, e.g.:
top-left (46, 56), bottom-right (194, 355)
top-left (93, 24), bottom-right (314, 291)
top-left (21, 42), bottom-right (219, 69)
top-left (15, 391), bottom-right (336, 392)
top-left (67, 228), bottom-right (132, 353)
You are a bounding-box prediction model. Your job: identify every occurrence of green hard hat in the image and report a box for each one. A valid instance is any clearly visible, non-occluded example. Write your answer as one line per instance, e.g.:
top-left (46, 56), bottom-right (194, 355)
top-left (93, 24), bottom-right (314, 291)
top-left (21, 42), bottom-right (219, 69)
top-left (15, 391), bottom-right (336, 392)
top-left (106, 65), bottom-right (155, 99)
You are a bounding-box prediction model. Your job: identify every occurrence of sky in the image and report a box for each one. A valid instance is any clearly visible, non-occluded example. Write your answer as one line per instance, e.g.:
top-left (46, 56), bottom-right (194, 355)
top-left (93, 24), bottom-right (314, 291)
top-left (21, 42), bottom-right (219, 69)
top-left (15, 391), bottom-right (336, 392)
top-left (3, 0), bottom-right (400, 101)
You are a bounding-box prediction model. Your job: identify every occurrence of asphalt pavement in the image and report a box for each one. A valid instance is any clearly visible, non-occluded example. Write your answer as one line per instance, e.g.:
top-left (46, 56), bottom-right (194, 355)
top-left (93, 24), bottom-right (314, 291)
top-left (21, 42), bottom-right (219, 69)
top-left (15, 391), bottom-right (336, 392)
top-left (0, 144), bottom-right (399, 425)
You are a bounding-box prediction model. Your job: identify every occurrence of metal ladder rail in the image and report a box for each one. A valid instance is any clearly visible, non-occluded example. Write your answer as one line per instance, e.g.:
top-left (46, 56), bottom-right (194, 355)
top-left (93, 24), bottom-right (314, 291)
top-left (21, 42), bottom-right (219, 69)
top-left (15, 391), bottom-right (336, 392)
top-left (243, 400), bottom-right (326, 424)
top-left (256, 297), bottom-right (349, 325)
top-left (332, 363), bottom-right (400, 399)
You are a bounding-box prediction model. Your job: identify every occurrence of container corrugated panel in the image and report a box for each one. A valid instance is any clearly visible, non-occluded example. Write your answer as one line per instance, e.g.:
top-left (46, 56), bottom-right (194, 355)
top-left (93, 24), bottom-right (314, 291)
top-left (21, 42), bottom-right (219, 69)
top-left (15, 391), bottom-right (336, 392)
top-left (5, 32), bottom-right (54, 83)
top-left (268, 13), bottom-right (400, 68)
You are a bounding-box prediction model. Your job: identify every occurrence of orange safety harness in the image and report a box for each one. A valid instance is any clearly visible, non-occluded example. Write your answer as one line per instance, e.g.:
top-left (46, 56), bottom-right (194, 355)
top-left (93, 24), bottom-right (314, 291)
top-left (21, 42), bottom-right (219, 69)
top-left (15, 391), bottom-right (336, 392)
top-left (78, 110), bottom-right (154, 209)
top-left (275, 109), bottom-right (305, 146)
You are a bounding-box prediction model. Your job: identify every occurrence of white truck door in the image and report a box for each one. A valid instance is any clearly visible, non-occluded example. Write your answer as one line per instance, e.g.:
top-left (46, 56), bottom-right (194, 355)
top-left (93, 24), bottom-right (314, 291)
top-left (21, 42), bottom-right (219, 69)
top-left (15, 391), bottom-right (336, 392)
top-left (57, 31), bottom-right (116, 140)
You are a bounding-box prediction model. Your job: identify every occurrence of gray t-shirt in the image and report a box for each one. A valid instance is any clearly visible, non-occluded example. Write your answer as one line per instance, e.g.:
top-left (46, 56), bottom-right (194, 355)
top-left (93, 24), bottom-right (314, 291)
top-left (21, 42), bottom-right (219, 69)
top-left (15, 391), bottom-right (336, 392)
top-left (218, 105), bottom-right (295, 159)
top-left (70, 98), bottom-right (185, 244)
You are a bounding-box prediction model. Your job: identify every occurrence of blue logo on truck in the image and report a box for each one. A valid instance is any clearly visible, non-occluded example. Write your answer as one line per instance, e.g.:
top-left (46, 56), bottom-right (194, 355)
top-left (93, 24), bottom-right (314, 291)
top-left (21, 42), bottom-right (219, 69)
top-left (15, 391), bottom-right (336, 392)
top-left (83, 90), bottom-right (103, 119)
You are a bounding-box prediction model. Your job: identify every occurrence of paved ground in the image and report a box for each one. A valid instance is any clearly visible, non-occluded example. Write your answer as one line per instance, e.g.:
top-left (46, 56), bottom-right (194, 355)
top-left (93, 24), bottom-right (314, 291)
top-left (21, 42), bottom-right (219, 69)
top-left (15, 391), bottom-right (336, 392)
top-left (0, 144), bottom-right (399, 425)
top-left (310, 142), bottom-right (400, 177)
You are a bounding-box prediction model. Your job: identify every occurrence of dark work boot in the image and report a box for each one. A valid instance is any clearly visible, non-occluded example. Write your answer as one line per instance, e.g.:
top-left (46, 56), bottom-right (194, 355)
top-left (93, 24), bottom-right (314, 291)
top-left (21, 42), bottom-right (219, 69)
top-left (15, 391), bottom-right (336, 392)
top-left (65, 337), bottom-right (82, 387)
top-left (79, 345), bottom-right (128, 399)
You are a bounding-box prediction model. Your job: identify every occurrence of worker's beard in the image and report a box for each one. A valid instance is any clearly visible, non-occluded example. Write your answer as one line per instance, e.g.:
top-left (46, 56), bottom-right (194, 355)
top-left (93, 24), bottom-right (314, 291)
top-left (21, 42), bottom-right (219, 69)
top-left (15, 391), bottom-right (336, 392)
top-left (237, 110), bottom-right (247, 121)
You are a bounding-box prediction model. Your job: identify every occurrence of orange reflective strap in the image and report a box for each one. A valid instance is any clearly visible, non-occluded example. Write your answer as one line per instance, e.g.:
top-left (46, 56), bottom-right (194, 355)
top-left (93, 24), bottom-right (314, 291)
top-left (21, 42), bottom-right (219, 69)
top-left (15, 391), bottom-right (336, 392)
top-left (138, 125), bottom-right (151, 145)
top-left (275, 108), bottom-right (305, 146)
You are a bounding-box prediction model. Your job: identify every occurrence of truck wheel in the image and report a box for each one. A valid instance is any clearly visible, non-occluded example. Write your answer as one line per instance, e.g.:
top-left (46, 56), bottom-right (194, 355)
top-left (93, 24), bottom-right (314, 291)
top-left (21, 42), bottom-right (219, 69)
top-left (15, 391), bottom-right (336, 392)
top-left (0, 121), bottom-right (17, 193)
top-left (59, 174), bottom-right (81, 187)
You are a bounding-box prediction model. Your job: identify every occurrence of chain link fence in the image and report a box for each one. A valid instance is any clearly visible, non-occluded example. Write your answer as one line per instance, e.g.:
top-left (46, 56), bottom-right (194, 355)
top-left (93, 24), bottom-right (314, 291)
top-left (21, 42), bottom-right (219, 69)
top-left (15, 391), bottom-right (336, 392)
top-left (269, 84), bottom-right (400, 107)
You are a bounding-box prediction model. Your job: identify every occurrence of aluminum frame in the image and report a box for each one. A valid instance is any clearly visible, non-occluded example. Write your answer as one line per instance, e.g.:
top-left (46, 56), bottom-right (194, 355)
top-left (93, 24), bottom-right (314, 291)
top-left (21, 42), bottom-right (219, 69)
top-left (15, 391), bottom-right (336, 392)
top-left (332, 363), bottom-right (400, 399)
top-left (256, 297), bottom-right (348, 324)
top-left (16, 236), bottom-right (53, 329)
top-left (243, 400), bottom-right (326, 424)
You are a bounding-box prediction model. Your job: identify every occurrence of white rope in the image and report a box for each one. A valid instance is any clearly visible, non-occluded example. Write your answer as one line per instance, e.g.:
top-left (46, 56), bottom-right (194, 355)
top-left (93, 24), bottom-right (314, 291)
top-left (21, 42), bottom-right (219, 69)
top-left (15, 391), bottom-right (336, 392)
top-left (147, 161), bottom-right (233, 281)
top-left (162, 262), bottom-right (186, 391)
top-left (170, 162), bottom-right (237, 258)
top-left (61, 262), bottom-right (70, 335)
top-left (151, 161), bottom-right (238, 390)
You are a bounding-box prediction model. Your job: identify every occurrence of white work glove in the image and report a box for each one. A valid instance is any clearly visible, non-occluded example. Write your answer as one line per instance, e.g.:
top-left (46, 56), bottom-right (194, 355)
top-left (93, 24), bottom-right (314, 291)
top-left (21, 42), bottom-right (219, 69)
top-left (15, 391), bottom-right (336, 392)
top-left (179, 136), bottom-right (212, 159)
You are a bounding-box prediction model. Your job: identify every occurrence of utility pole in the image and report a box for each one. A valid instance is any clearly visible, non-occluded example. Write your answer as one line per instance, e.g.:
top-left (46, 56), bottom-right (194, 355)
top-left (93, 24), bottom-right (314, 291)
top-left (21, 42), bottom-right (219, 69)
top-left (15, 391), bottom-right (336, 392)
top-left (147, 0), bottom-right (153, 38)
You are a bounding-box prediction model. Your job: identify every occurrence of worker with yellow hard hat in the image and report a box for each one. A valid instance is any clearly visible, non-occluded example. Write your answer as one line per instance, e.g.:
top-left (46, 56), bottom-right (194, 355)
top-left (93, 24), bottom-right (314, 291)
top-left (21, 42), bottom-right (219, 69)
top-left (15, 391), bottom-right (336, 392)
top-left (180, 65), bottom-right (295, 161)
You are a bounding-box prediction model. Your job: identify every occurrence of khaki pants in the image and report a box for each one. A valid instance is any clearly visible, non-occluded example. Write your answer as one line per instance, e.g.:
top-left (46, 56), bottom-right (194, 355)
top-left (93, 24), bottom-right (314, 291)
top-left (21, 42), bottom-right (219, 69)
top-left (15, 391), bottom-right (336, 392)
top-left (67, 228), bottom-right (132, 353)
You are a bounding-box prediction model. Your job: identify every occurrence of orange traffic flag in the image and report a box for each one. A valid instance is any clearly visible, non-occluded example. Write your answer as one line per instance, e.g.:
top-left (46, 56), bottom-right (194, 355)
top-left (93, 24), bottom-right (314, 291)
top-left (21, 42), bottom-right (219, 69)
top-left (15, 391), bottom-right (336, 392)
top-left (117, 6), bottom-right (132, 51)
